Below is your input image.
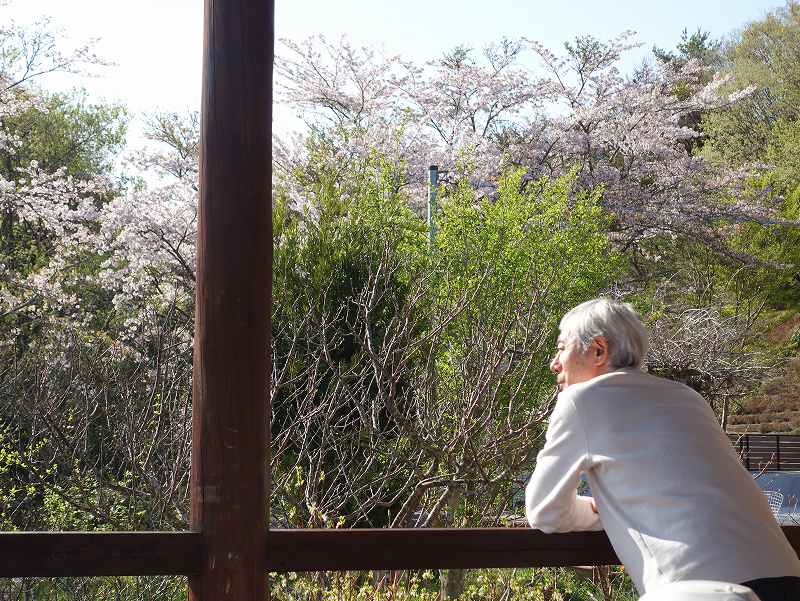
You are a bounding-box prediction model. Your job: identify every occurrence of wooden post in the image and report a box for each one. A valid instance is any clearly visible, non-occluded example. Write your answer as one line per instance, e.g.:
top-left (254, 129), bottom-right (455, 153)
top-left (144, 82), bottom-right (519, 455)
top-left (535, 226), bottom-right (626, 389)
top-left (190, 0), bottom-right (273, 600)
top-left (746, 435), bottom-right (750, 471)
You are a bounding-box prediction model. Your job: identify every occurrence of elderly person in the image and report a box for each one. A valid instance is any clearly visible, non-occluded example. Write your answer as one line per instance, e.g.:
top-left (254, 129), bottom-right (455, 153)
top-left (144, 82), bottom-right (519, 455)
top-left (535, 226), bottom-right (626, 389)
top-left (526, 298), bottom-right (800, 601)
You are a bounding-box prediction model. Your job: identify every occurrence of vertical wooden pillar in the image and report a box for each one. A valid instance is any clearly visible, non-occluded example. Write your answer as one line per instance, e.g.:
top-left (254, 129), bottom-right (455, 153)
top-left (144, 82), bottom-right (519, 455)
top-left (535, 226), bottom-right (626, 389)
top-left (190, 0), bottom-right (273, 600)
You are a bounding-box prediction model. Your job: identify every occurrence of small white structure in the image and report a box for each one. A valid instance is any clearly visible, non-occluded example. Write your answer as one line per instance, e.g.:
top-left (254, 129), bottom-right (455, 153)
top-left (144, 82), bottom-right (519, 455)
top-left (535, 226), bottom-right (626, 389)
top-left (763, 490), bottom-right (784, 518)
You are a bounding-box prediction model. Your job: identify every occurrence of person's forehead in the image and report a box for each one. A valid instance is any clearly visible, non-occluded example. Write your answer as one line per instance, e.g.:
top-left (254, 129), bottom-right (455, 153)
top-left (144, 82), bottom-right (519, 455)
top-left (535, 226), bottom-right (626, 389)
top-left (557, 331), bottom-right (578, 344)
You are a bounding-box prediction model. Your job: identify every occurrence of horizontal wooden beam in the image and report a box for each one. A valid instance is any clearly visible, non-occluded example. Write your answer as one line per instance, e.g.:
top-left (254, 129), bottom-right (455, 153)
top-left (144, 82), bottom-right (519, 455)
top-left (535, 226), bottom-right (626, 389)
top-left (266, 528), bottom-right (620, 572)
top-left (266, 526), bottom-right (800, 572)
top-left (0, 532), bottom-right (202, 577)
top-left (0, 526), bottom-right (798, 576)
top-left (783, 524), bottom-right (800, 550)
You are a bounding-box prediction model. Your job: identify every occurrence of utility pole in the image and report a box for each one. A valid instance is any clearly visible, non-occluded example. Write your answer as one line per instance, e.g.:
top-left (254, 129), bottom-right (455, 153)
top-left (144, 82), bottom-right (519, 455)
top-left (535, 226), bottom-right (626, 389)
top-left (427, 165), bottom-right (439, 246)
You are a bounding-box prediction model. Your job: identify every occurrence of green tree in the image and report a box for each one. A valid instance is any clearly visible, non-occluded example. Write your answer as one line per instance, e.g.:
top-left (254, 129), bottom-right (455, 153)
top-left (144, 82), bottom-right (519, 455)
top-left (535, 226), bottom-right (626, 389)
top-left (0, 90), bottom-right (127, 180)
top-left (653, 28), bottom-right (723, 73)
top-left (703, 2), bottom-right (800, 165)
top-left (0, 90), bottom-right (127, 278)
top-left (269, 139), bottom-right (620, 536)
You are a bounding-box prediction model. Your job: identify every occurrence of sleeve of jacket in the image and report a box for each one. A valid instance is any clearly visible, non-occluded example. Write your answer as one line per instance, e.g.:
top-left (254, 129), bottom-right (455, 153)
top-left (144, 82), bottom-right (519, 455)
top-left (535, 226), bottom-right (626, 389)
top-left (525, 390), bottom-right (602, 532)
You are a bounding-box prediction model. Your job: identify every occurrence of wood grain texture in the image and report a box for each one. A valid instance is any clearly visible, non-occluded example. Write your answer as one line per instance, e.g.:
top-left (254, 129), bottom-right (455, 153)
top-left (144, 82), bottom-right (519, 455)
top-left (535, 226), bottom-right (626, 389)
top-left (191, 0), bottom-right (273, 599)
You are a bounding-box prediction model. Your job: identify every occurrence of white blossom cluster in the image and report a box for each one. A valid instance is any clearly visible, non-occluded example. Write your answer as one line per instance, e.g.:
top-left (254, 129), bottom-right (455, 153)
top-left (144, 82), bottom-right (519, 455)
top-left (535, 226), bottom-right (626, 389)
top-left (275, 32), bottom-right (785, 254)
top-left (0, 102), bottom-right (197, 357)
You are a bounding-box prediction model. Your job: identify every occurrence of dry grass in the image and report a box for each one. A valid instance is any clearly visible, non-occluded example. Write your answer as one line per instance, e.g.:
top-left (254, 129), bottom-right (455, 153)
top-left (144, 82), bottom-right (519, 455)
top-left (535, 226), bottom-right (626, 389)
top-left (740, 359), bottom-right (800, 416)
top-left (763, 312), bottom-right (800, 346)
top-left (730, 304), bottom-right (800, 433)
top-left (732, 309), bottom-right (800, 433)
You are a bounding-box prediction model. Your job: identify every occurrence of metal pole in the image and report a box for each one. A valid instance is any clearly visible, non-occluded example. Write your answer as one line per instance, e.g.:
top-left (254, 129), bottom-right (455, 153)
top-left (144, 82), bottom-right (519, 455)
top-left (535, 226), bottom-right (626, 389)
top-left (746, 435), bottom-right (750, 471)
top-left (190, 0), bottom-right (273, 599)
top-left (427, 165), bottom-right (439, 246)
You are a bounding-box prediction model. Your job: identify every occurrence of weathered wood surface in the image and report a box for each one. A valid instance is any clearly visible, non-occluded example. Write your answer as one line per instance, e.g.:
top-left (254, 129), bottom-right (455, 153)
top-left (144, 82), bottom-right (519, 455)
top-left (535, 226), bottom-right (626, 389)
top-left (191, 0), bottom-right (273, 598)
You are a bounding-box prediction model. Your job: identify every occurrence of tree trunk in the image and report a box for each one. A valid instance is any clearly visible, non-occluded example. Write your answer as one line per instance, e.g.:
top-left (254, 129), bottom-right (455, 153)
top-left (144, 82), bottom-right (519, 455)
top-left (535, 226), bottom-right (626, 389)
top-left (439, 490), bottom-right (466, 599)
top-left (440, 568), bottom-right (466, 600)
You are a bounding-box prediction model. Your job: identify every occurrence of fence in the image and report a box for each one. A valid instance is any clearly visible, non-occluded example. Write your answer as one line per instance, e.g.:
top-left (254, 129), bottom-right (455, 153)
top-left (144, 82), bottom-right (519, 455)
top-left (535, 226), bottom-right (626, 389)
top-left (729, 434), bottom-right (800, 472)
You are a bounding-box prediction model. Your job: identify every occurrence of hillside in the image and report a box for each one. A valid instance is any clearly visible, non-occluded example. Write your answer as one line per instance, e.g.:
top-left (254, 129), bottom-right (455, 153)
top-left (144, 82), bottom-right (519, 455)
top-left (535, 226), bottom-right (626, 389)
top-left (728, 313), bottom-right (800, 434)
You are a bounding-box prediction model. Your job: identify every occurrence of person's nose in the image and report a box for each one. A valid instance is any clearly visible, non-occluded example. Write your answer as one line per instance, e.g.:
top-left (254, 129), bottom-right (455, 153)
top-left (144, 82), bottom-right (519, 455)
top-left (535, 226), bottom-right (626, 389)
top-left (550, 354), bottom-right (561, 374)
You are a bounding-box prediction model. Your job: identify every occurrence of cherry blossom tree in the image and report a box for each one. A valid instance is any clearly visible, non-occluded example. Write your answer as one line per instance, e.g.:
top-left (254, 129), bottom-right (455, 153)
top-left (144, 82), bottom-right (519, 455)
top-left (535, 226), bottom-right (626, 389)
top-left (275, 36), bottom-right (548, 204)
top-left (276, 32), bottom-right (782, 265)
top-left (0, 16), bottom-right (195, 550)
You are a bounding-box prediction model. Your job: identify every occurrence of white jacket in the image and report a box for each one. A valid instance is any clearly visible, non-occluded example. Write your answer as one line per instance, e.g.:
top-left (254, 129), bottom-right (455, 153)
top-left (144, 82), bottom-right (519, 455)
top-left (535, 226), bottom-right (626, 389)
top-left (525, 369), bottom-right (800, 595)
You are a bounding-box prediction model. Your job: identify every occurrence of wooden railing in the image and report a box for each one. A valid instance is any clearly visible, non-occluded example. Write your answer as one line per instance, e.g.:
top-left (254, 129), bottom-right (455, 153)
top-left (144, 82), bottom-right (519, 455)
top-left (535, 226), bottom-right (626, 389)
top-left (2, 527), bottom-right (800, 577)
top-left (729, 434), bottom-right (800, 471)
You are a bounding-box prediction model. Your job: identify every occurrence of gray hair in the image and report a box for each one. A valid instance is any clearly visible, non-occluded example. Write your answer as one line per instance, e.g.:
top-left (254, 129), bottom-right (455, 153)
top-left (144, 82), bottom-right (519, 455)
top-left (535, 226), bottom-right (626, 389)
top-left (559, 298), bottom-right (648, 369)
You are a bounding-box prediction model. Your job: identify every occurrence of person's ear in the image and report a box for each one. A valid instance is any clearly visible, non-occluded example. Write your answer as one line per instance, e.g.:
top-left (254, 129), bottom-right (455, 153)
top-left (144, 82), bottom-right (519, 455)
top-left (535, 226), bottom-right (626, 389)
top-left (591, 336), bottom-right (609, 366)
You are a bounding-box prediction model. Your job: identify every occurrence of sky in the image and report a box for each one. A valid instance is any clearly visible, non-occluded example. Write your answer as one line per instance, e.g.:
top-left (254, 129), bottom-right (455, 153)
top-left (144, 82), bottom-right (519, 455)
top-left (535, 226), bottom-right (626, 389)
top-left (0, 0), bottom-right (784, 145)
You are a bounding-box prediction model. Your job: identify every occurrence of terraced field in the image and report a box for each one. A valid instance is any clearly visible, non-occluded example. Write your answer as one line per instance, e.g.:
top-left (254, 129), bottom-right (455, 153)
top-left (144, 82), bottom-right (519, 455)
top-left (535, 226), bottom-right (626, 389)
top-left (729, 313), bottom-right (800, 435)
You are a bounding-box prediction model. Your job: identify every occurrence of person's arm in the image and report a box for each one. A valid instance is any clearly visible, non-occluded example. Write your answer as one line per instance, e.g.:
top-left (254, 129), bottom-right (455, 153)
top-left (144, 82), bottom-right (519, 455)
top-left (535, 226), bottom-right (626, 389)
top-left (525, 392), bottom-right (602, 532)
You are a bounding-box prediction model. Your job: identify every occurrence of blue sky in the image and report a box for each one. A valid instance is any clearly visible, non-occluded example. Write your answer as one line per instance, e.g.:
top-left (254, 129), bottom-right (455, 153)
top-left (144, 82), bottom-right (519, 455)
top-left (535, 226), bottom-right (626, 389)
top-left (1, 0), bottom-right (782, 142)
top-left (275, 1), bottom-right (779, 64)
